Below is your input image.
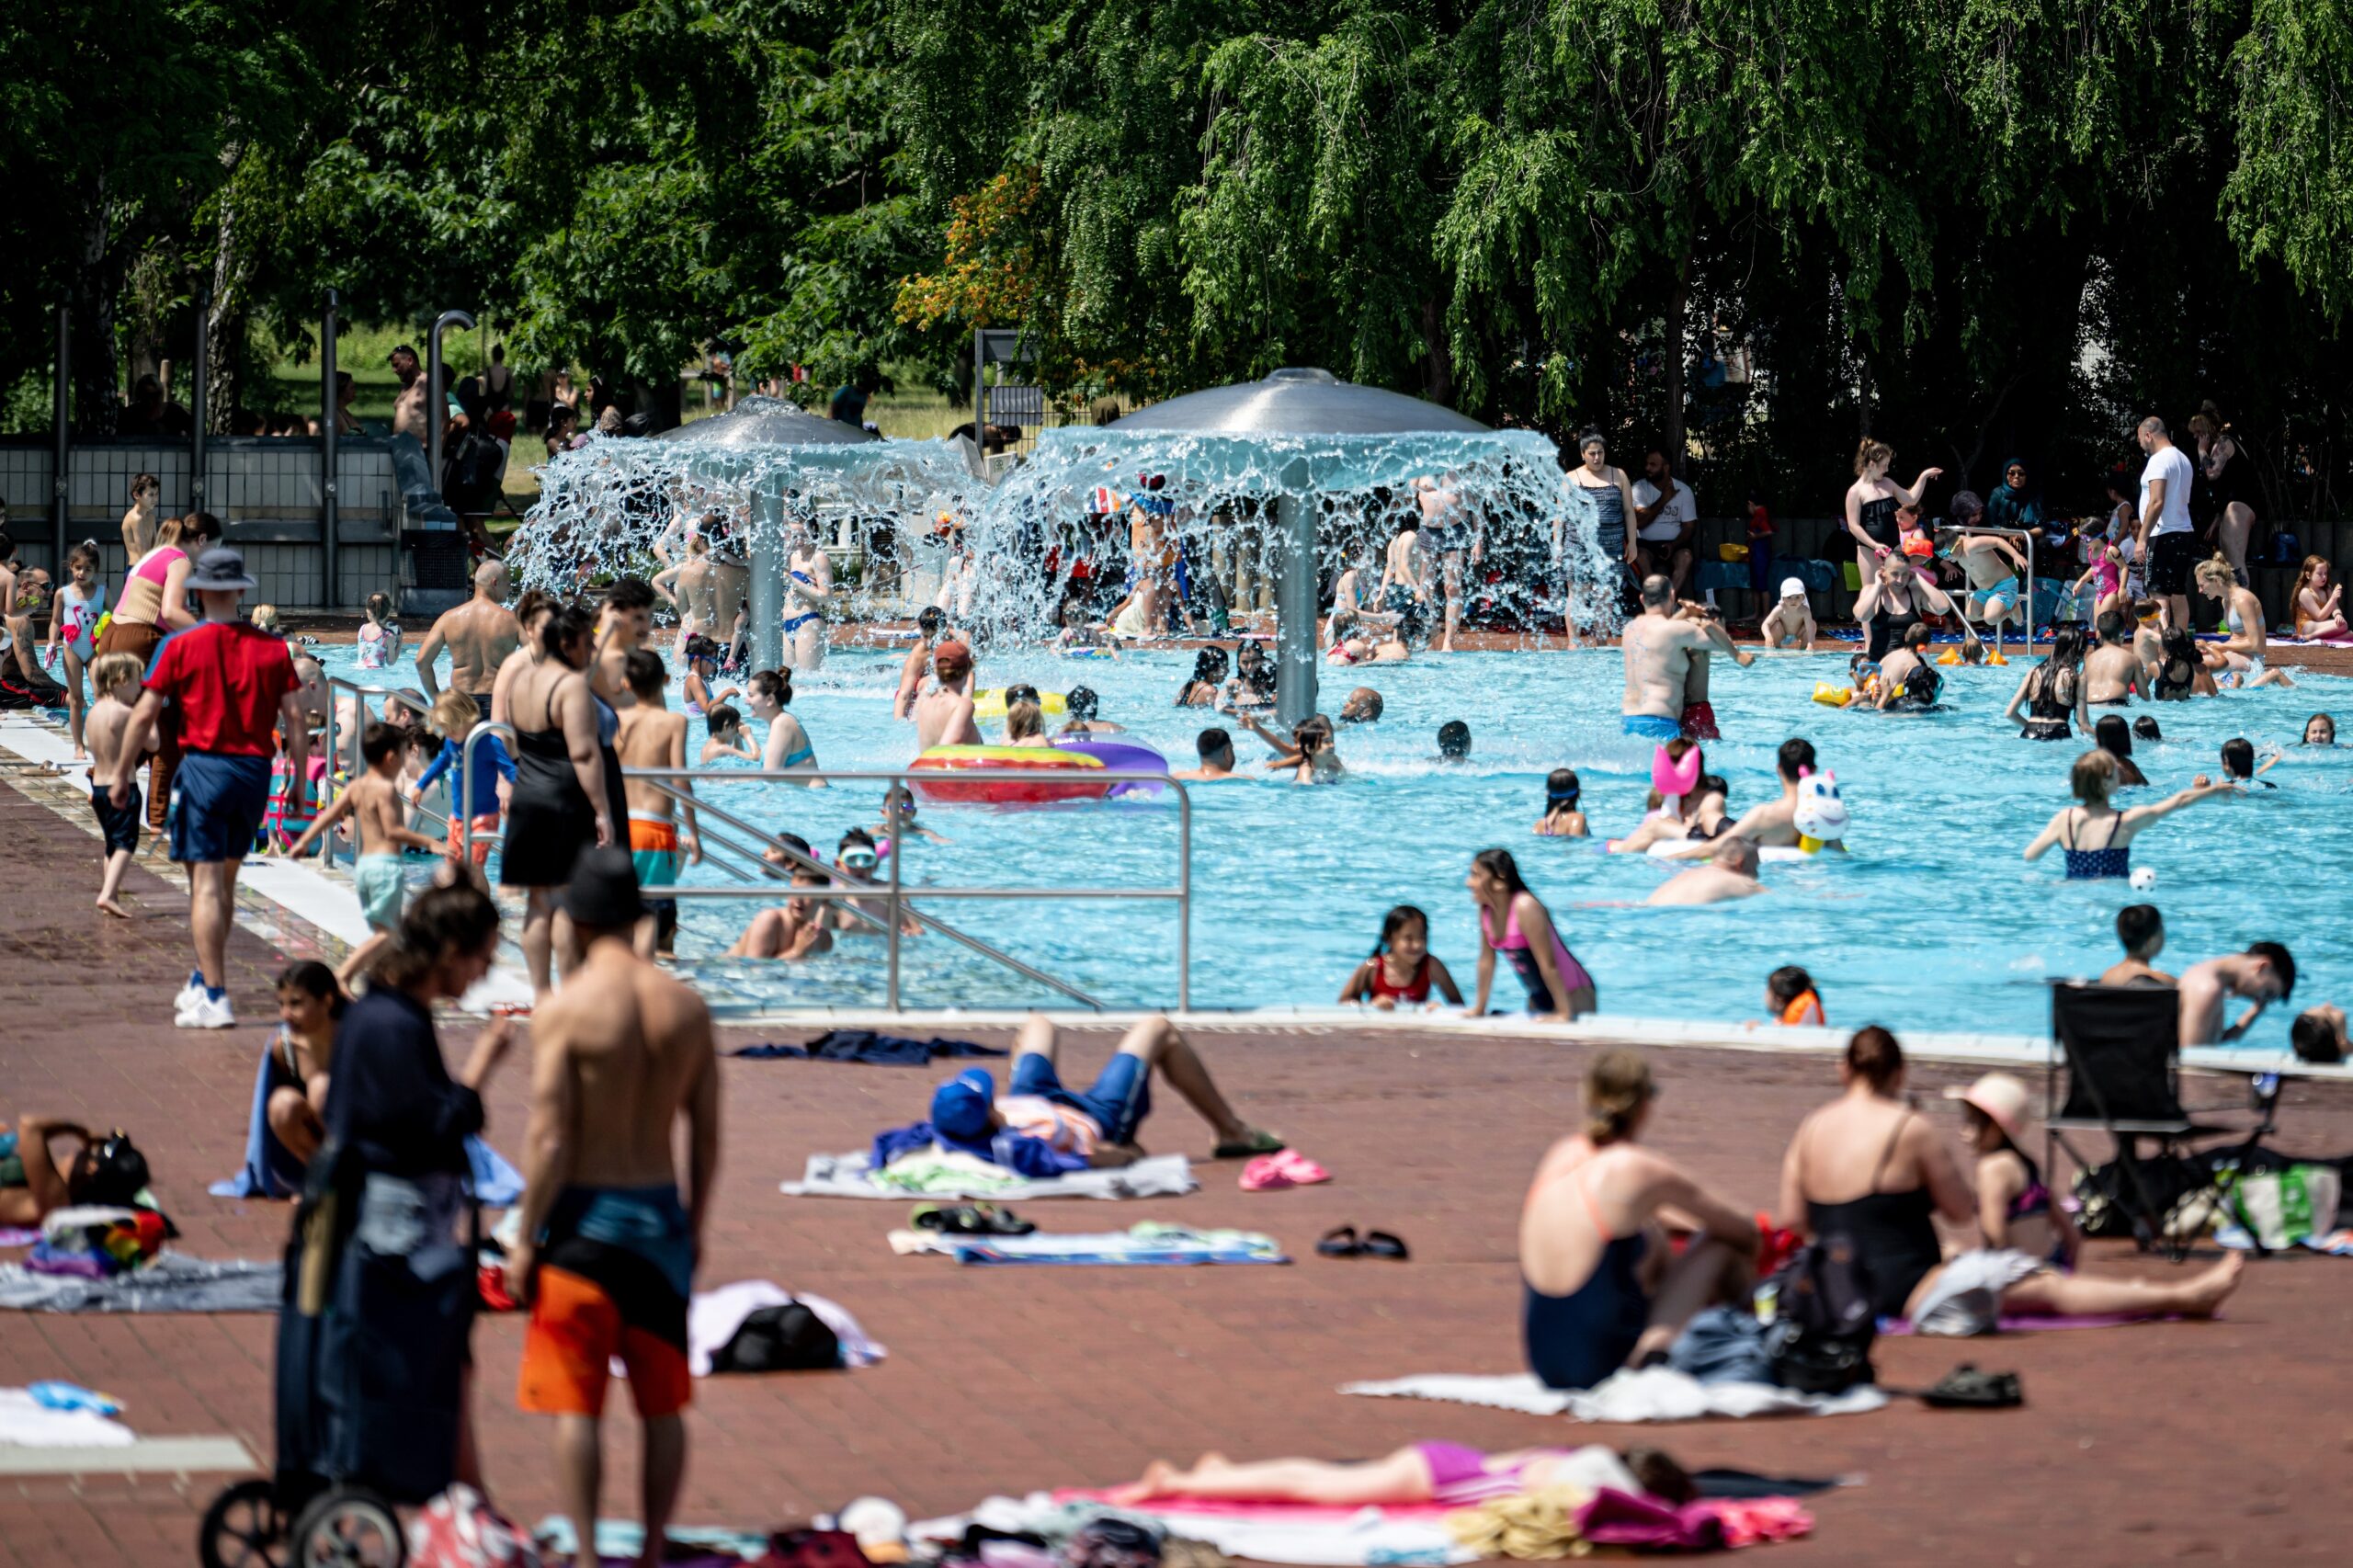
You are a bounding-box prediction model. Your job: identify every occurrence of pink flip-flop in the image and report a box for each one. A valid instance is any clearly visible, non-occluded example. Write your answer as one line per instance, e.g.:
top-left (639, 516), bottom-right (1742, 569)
top-left (1240, 1150), bottom-right (1331, 1191)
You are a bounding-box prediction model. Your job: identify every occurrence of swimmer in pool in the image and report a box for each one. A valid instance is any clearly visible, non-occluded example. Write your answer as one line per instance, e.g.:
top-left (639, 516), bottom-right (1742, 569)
top-left (1466, 847), bottom-right (1597, 1020)
top-left (2092, 714), bottom-right (2151, 786)
top-left (1170, 726), bottom-right (1248, 783)
top-left (870, 785), bottom-right (949, 848)
top-left (1533, 768), bottom-right (1587, 837)
top-left (2197, 736), bottom-right (2279, 790)
top-left (1002, 699), bottom-right (1057, 748)
top-left (1681, 736), bottom-right (1843, 858)
top-left (728, 831), bottom-right (835, 960)
top-left (1057, 685), bottom-right (1123, 734)
top-left (2082, 609), bottom-right (2147, 707)
top-left (697, 703), bottom-right (758, 764)
top-left (1216, 642), bottom-right (1277, 714)
top-left (2177, 942), bottom-right (2296, 1046)
top-left (1326, 609), bottom-right (1408, 665)
top-left (1608, 739), bottom-right (1705, 855)
top-left (2133, 714), bottom-right (2163, 743)
top-left (1437, 720), bottom-right (1472, 761)
top-left (1646, 836), bottom-right (1764, 906)
top-left (893, 606), bottom-right (949, 721)
top-left (1240, 711), bottom-right (1341, 784)
top-left (1758, 578), bottom-right (1816, 650)
top-left (2301, 712), bottom-right (2336, 746)
top-left (1871, 623), bottom-right (1940, 709)
top-left (1338, 687), bottom-right (1383, 723)
top-left (1621, 574), bottom-right (1747, 740)
top-left (2099, 903), bottom-right (2174, 986)
top-left (1337, 904), bottom-right (1465, 1011)
top-left (1175, 646), bottom-right (1229, 708)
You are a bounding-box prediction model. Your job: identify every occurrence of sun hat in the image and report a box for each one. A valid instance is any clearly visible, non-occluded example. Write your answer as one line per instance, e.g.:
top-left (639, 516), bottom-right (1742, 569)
top-left (556, 846), bottom-right (648, 928)
top-left (929, 1068), bottom-right (995, 1142)
top-left (1779, 577), bottom-right (1806, 599)
top-left (186, 546), bottom-right (258, 594)
top-left (1946, 1071), bottom-right (2031, 1144)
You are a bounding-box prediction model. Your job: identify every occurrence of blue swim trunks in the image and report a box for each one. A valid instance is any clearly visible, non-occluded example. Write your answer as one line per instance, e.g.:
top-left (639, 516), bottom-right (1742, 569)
top-left (1621, 712), bottom-right (1683, 743)
top-left (168, 752), bottom-right (272, 865)
top-left (1009, 1051), bottom-right (1153, 1147)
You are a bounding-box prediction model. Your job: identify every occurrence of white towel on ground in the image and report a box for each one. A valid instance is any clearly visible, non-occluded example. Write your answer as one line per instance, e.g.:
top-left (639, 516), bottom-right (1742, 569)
top-left (687, 1281), bottom-right (887, 1375)
top-left (1341, 1367), bottom-right (1889, 1422)
top-left (781, 1152), bottom-right (1196, 1200)
top-left (0, 1390), bottom-right (134, 1449)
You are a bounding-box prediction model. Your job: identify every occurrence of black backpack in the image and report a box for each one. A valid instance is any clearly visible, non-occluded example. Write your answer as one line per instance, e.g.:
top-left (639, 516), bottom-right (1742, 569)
top-left (710, 1301), bottom-right (840, 1373)
top-left (1765, 1233), bottom-right (1878, 1393)
top-left (440, 427), bottom-right (506, 514)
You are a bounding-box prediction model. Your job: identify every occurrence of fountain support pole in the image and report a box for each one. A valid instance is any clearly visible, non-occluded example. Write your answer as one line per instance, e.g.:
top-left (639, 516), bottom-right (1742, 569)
top-left (749, 475), bottom-right (786, 672)
top-left (1274, 487), bottom-right (1319, 730)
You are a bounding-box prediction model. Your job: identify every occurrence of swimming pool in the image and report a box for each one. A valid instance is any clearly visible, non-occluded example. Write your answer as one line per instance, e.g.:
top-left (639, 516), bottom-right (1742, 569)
top-left (317, 638), bottom-right (2351, 1051)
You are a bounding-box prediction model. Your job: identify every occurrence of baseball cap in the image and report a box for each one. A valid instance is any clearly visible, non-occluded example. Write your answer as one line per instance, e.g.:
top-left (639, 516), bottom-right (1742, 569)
top-left (1779, 577), bottom-right (1805, 599)
top-left (929, 1068), bottom-right (996, 1142)
top-left (933, 639), bottom-right (972, 677)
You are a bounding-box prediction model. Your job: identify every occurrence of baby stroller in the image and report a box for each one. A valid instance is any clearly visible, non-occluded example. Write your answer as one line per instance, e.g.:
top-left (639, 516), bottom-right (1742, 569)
top-left (199, 1140), bottom-right (481, 1568)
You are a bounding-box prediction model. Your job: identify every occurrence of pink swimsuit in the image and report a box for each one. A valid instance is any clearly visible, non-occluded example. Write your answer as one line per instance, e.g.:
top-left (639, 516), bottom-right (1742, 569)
top-left (1482, 901), bottom-right (1596, 1013)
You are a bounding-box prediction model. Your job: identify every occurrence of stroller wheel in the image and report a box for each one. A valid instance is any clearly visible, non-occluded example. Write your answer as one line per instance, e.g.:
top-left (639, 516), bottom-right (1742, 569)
top-left (199, 1478), bottom-right (287, 1568)
top-left (289, 1485), bottom-right (405, 1568)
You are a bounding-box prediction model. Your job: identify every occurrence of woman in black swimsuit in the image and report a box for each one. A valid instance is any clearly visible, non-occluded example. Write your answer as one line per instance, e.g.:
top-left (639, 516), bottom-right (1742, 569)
top-left (2003, 625), bottom-right (2085, 739)
top-left (500, 602), bottom-right (614, 997)
top-left (1842, 439), bottom-right (1943, 575)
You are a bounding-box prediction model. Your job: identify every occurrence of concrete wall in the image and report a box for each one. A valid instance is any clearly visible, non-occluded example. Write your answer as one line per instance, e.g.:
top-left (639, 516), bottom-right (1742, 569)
top-left (0, 435), bottom-right (443, 610)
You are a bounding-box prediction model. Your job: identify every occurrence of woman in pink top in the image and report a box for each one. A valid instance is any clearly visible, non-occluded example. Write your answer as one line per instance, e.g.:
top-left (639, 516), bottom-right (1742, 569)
top-left (99, 513), bottom-right (210, 828)
top-left (1468, 847), bottom-right (1597, 1019)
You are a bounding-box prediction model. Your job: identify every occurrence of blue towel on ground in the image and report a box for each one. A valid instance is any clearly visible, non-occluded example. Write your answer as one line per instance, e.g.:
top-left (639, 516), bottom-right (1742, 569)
top-left (730, 1030), bottom-right (1007, 1066)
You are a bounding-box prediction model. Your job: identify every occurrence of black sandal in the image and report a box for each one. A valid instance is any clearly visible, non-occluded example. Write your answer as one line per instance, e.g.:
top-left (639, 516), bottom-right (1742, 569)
top-left (1316, 1225), bottom-right (1361, 1258)
top-left (1918, 1363), bottom-right (2022, 1408)
top-left (1359, 1230), bottom-right (1411, 1260)
top-left (911, 1202), bottom-right (1035, 1237)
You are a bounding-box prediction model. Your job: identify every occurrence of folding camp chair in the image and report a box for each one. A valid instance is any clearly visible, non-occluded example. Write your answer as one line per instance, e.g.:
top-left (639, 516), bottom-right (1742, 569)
top-left (2045, 982), bottom-right (2279, 1259)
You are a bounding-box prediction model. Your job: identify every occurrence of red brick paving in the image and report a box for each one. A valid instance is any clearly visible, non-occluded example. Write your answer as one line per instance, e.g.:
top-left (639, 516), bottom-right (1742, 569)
top-left (1, 779), bottom-right (2349, 1565)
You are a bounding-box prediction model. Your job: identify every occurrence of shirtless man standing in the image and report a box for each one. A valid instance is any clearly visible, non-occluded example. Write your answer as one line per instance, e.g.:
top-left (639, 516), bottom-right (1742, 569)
top-left (1620, 575), bottom-right (1745, 741)
top-left (914, 639), bottom-right (983, 751)
top-left (1380, 517), bottom-right (1429, 644)
top-left (703, 514), bottom-right (752, 671)
top-left (389, 344), bottom-right (430, 443)
top-left (595, 577), bottom-right (658, 709)
top-left (2178, 942), bottom-right (2295, 1047)
top-left (781, 520), bottom-right (832, 671)
top-left (652, 523), bottom-right (722, 653)
top-left (2083, 609), bottom-right (2148, 710)
top-left (512, 848), bottom-right (719, 1568)
top-left (415, 560), bottom-right (520, 725)
top-left (614, 651), bottom-right (699, 956)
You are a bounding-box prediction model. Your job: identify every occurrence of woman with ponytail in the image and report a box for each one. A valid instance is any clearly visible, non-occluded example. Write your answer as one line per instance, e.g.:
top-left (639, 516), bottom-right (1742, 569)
top-left (1519, 1049), bottom-right (1757, 1390)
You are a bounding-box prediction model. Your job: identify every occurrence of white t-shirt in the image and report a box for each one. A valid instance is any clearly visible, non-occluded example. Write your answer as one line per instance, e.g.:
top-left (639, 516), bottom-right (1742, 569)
top-left (2140, 445), bottom-right (2195, 536)
top-left (1632, 479), bottom-right (1697, 542)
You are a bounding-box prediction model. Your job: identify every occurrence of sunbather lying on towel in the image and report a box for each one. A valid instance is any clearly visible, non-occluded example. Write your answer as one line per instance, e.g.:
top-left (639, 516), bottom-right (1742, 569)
top-left (1, 1114), bottom-right (151, 1226)
top-left (876, 1015), bottom-right (1282, 1178)
top-left (1109, 1442), bottom-right (1638, 1509)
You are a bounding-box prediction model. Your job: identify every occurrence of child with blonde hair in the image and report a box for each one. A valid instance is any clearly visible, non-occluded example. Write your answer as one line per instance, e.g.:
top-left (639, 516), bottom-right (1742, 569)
top-left (85, 652), bottom-right (147, 917)
top-left (410, 687), bottom-right (514, 866)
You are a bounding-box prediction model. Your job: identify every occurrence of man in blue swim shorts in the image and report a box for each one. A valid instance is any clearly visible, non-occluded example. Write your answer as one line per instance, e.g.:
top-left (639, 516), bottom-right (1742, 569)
top-left (900, 1016), bottom-right (1284, 1175)
top-left (1620, 574), bottom-right (1744, 741)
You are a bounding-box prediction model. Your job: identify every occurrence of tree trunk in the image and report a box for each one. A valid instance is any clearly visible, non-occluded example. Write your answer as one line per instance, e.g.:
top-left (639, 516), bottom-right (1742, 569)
top-left (202, 149), bottom-right (254, 435)
top-left (1421, 295), bottom-right (1455, 405)
top-left (1664, 253), bottom-right (1688, 474)
top-left (70, 174), bottom-right (120, 435)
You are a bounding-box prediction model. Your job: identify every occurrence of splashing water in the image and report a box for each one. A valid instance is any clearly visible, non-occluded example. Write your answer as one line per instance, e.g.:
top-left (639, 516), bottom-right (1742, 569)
top-left (510, 398), bottom-right (986, 619)
top-left (965, 426), bottom-right (1612, 644)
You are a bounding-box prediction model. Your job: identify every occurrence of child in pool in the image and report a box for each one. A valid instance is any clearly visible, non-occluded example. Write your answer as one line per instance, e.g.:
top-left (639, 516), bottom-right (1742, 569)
top-left (681, 634), bottom-right (735, 716)
top-left (1437, 720), bottom-right (1472, 760)
top-left (355, 591), bottom-right (401, 670)
top-left (1337, 904), bottom-right (1464, 1010)
top-left (1534, 768), bottom-right (1588, 837)
top-left (868, 785), bottom-right (949, 848)
top-left (1764, 964), bottom-right (1824, 1026)
top-left (699, 703), bottom-right (759, 764)
top-left (1240, 711), bottom-right (1343, 784)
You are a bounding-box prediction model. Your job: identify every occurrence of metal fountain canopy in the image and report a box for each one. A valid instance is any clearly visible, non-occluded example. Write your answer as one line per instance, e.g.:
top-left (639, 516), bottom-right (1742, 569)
top-left (1083, 369), bottom-right (1529, 726)
top-left (654, 393), bottom-right (881, 448)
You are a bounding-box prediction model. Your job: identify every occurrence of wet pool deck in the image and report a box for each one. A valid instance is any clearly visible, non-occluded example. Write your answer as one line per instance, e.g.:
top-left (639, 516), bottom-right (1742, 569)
top-left (1, 772), bottom-right (2349, 1565)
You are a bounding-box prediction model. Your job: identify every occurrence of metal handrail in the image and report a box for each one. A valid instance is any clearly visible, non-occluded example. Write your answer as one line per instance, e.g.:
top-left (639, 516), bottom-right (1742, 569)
top-left (321, 676), bottom-right (449, 866)
top-left (455, 732), bottom-right (1190, 1009)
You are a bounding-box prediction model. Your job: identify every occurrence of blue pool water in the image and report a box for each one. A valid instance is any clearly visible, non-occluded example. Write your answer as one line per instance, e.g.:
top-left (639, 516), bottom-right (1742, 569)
top-left (318, 640), bottom-right (2351, 1049)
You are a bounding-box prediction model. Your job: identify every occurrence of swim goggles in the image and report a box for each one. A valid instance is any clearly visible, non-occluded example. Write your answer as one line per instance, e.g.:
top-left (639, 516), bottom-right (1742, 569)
top-left (840, 849), bottom-right (880, 871)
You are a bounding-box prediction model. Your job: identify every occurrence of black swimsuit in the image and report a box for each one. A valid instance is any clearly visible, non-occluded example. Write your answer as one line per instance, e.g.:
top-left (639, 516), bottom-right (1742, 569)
top-left (1805, 1114), bottom-right (1943, 1323)
top-left (2019, 663), bottom-right (2076, 740)
top-left (1858, 495), bottom-right (1901, 550)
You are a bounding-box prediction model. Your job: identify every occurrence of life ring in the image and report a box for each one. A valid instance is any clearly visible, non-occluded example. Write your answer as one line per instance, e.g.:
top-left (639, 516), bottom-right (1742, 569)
top-left (908, 744), bottom-right (1110, 804)
top-left (972, 688), bottom-right (1067, 720)
top-left (1050, 735), bottom-right (1169, 798)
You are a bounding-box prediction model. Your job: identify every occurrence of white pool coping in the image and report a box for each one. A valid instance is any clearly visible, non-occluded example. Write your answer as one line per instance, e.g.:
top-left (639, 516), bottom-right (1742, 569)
top-left (6, 716), bottom-right (2343, 1083)
top-left (0, 1434), bottom-right (258, 1476)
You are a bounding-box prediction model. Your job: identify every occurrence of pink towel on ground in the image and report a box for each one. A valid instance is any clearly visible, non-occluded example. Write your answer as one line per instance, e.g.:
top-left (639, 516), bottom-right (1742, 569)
top-left (1054, 1489), bottom-right (1454, 1523)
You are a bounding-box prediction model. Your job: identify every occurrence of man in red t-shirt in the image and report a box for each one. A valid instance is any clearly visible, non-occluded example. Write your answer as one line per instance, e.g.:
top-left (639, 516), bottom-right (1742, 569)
top-left (112, 547), bottom-right (309, 1029)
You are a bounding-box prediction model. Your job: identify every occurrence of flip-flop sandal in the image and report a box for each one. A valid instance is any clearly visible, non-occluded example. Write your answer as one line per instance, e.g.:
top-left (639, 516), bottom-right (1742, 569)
top-left (911, 1202), bottom-right (1035, 1237)
top-left (1316, 1225), bottom-right (1362, 1258)
top-left (1359, 1230), bottom-right (1411, 1260)
top-left (1212, 1129), bottom-right (1288, 1160)
top-left (1239, 1150), bottom-right (1331, 1191)
top-left (1918, 1364), bottom-right (2022, 1408)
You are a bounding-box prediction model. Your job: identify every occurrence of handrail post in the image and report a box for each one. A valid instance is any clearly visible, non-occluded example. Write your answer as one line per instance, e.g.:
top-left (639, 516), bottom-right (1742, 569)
top-left (1176, 783), bottom-right (1191, 1013)
top-left (886, 824), bottom-right (904, 1011)
top-left (321, 680), bottom-right (339, 868)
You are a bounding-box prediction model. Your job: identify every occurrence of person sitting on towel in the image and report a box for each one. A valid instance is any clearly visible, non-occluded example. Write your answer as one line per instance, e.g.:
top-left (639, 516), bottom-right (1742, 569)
top-left (878, 1015), bottom-right (1282, 1176)
top-left (1521, 1049), bottom-right (1757, 1391)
